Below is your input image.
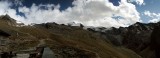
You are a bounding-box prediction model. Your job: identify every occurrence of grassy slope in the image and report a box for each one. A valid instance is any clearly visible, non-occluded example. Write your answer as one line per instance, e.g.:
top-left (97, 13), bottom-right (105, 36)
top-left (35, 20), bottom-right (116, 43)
top-left (0, 20), bottom-right (141, 58)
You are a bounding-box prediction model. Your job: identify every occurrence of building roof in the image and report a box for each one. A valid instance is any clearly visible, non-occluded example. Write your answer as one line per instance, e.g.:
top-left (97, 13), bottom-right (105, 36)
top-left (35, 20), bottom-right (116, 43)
top-left (0, 30), bottom-right (11, 36)
top-left (42, 47), bottom-right (55, 58)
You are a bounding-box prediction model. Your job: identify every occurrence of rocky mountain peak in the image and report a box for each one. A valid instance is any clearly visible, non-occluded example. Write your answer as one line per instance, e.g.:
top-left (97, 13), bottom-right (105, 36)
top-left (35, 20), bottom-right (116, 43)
top-left (0, 14), bottom-right (17, 26)
top-left (128, 22), bottom-right (150, 31)
top-left (0, 14), bottom-right (15, 21)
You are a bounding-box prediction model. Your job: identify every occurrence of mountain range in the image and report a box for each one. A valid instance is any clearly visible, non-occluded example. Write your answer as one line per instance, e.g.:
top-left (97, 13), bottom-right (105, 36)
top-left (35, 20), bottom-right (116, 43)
top-left (0, 14), bottom-right (160, 58)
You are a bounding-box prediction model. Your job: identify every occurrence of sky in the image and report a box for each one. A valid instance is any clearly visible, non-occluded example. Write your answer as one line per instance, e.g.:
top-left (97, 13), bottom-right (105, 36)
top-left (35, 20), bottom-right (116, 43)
top-left (0, 0), bottom-right (159, 28)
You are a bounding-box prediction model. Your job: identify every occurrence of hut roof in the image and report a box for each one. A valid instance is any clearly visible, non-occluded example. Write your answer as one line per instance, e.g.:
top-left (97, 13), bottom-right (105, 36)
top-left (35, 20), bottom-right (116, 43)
top-left (42, 47), bottom-right (55, 58)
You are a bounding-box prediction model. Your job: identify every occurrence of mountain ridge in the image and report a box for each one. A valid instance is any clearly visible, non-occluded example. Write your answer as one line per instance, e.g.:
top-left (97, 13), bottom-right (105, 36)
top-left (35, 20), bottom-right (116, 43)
top-left (0, 15), bottom-right (159, 58)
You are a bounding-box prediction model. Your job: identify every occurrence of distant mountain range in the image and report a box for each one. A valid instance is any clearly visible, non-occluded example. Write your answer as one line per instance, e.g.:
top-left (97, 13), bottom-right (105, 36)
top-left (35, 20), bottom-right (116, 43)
top-left (86, 21), bottom-right (160, 58)
top-left (0, 14), bottom-right (159, 58)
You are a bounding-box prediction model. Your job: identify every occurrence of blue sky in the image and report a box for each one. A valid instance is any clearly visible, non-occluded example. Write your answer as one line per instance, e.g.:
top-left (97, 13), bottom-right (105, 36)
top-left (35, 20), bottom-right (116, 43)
top-left (0, 0), bottom-right (159, 27)
top-left (20, 0), bottom-right (74, 11)
top-left (136, 0), bottom-right (160, 23)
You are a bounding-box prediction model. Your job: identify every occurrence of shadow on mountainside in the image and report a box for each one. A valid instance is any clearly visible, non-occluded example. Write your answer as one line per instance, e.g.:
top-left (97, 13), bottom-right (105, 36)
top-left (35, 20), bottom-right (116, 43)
top-left (150, 25), bottom-right (160, 58)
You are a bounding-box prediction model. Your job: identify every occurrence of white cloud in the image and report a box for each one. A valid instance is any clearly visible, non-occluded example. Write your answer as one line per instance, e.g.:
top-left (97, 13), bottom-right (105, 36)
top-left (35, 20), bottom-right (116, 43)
top-left (128, 0), bottom-right (145, 5)
top-left (0, 1), bottom-right (25, 22)
top-left (0, 0), bottom-right (141, 28)
top-left (144, 11), bottom-right (160, 23)
top-left (149, 19), bottom-right (160, 23)
top-left (144, 11), bottom-right (151, 17)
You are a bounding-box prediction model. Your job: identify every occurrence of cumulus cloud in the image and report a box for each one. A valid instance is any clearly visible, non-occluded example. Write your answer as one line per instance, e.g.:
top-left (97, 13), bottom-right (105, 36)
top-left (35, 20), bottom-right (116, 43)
top-left (144, 11), bottom-right (151, 17)
top-left (144, 11), bottom-right (160, 23)
top-left (0, 0), bottom-right (141, 28)
top-left (128, 0), bottom-right (145, 5)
